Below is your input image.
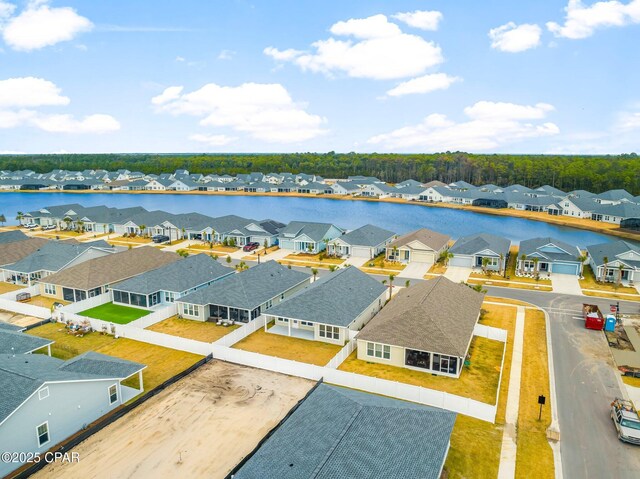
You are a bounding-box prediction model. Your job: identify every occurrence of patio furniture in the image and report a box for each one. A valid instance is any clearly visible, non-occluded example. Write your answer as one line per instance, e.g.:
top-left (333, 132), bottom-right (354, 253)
top-left (16, 292), bottom-right (31, 302)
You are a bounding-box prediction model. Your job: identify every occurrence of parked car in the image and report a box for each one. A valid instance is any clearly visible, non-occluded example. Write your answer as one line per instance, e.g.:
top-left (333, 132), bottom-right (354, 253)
top-left (243, 242), bottom-right (260, 252)
top-left (25, 223), bottom-right (38, 229)
top-left (41, 224), bottom-right (56, 231)
top-left (611, 398), bottom-right (640, 444)
top-left (152, 235), bottom-right (170, 243)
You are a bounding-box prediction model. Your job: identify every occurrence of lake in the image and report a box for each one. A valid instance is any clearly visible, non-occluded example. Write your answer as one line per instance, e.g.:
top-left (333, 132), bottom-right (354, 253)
top-left (0, 192), bottom-right (629, 247)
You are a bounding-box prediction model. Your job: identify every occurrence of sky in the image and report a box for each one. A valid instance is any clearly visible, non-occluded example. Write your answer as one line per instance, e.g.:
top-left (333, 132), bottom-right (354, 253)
top-left (0, 0), bottom-right (639, 155)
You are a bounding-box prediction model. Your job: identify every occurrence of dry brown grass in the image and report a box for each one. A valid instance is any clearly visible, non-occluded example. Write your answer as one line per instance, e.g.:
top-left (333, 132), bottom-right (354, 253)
top-left (364, 253), bottom-right (405, 271)
top-left (580, 267), bottom-right (639, 295)
top-left (26, 296), bottom-right (68, 309)
top-left (232, 327), bottom-right (341, 366)
top-left (284, 252), bottom-right (344, 265)
top-left (428, 262), bottom-right (447, 274)
top-left (0, 282), bottom-right (25, 294)
top-left (468, 278), bottom-right (553, 292)
top-left (147, 316), bottom-right (240, 342)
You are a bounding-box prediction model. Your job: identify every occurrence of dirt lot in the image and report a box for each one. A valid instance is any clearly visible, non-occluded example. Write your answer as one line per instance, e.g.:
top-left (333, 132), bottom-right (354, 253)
top-left (0, 310), bottom-right (42, 328)
top-left (34, 361), bottom-right (313, 479)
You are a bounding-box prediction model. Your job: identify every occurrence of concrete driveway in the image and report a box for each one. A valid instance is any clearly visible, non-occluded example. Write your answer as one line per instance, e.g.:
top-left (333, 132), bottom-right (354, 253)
top-left (551, 273), bottom-right (583, 295)
top-left (398, 261), bottom-right (432, 279)
top-left (444, 266), bottom-right (472, 283)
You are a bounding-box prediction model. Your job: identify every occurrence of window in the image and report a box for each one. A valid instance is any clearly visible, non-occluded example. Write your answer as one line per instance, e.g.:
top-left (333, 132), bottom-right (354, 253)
top-left (319, 324), bottom-right (339, 340)
top-left (432, 354), bottom-right (458, 375)
top-left (113, 290), bottom-right (129, 304)
top-left (278, 317), bottom-right (289, 323)
top-left (182, 303), bottom-right (198, 316)
top-left (36, 422), bottom-right (49, 447)
top-left (109, 384), bottom-right (118, 404)
top-left (366, 342), bottom-right (390, 360)
top-left (300, 321), bottom-right (313, 327)
top-left (38, 387), bottom-right (49, 400)
top-left (129, 293), bottom-right (147, 308)
top-left (165, 291), bottom-right (175, 303)
top-left (44, 284), bottom-right (55, 295)
top-left (265, 299), bottom-right (273, 309)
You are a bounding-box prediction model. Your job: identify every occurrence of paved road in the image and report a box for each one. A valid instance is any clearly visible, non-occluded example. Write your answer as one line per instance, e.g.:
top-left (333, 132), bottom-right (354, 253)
top-left (486, 287), bottom-right (640, 479)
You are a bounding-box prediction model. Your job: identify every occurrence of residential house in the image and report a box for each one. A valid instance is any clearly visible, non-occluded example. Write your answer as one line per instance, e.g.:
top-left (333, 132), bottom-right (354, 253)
top-left (0, 328), bottom-right (52, 355)
top-left (0, 230), bottom-right (28, 245)
top-left (590, 202), bottom-right (640, 224)
top-left (448, 233), bottom-right (511, 272)
top-left (0, 351), bottom-right (144, 478)
top-left (176, 261), bottom-right (311, 323)
top-left (278, 221), bottom-right (344, 253)
top-left (360, 182), bottom-right (397, 198)
top-left (264, 267), bottom-right (387, 345)
top-left (327, 224), bottom-right (396, 259)
top-left (356, 276), bottom-right (484, 377)
top-left (586, 240), bottom-right (640, 284)
top-left (0, 237), bottom-right (49, 274)
top-left (330, 181), bottom-right (361, 196)
top-left (110, 254), bottom-right (234, 309)
top-left (39, 246), bottom-right (179, 302)
top-left (385, 228), bottom-right (450, 264)
top-left (517, 237), bottom-right (584, 276)
top-left (594, 189), bottom-right (635, 205)
top-left (231, 383), bottom-right (455, 479)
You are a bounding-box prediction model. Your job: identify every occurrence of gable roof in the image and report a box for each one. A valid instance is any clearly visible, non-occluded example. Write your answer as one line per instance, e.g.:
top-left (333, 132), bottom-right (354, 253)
top-left (0, 237), bottom-right (49, 267)
top-left (233, 383), bottom-right (455, 479)
top-left (357, 277), bottom-right (484, 357)
top-left (265, 267), bottom-right (386, 327)
top-left (112, 254), bottom-right (233, 295)
top-left (449, 233), bottom-right (511, 257)
top-left (339, 224), bottom-right (395, 247)
top-left (279, 221), bottom-right (343, 242)
top-left (41, 246), bottom-right (179, 290)
top-left (0, 329), bottom-right (53, 354)
top-left (178, 261), bottom-right (310, 310)
top-left (586, 240), bottom-right (640, 269)
top-left (518, 237), bottom-right (581, 263)
top-left (0, 230), bottom-right (28, 245)
top-left (387, 228), bottom-right (450, 252)
top-left (4, 241), bottom-right (113, 273)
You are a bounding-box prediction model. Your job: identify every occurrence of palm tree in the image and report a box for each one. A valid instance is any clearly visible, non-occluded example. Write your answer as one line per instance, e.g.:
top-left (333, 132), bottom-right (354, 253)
top-left (263, 239), bottom-right (269, 253)
top-left (139, 224), bottom-right (147, 237)
top-left (0, 214), bottom-right (5, 226)
top-left (311, 268), bottom-right (318, 282)
top-left (16, 211), bottom-right (23, 224)
top-left (307, 243), bottom-right (314, 254)
top-left (388, 274), bottom-right (395, 299)
top-left (577, 252), bottom-right (587, 277)
top-left (520, 254), bottom-right (527, 274)
top-left (481, 257), bottom-right (490, 275)
top-left (602, 256), bottom-right (609, 282)
top-left (618, 264), bottom-right (625, 287)
top-left (63, 216), bottom-right (72, 231)
top-left (532, 257), bottom-right (539, 277)
top-left (441, 250), bottom-right (454, 266)
top-left (392, 246), bottom-right (399, 261)
top-left (499, 253), bottom-right (504, 276)
top-left (76, 220), bottom-right (84, 233)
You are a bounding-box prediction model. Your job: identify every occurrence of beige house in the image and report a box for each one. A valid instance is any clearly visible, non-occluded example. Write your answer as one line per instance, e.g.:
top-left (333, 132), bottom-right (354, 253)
top-left (355, 276), bottom-right (484, 378)
top-left (385, 228), bottom-right (450, 264)
top-left (39, 246), bottom-right (179, 302)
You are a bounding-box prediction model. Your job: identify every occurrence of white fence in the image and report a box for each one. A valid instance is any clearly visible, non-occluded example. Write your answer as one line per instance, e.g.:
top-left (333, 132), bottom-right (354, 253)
top-left (213, 315), bottom-right (267, 347)
top-left (0, 284), bottom-right (41, 301)
top-left (114, 325), bottom-right (213, 356)
top-left (129, 304), bottom-right (177, 328)
top-left (474, 323), bottom-right (508, 342)
top-left (0, 298), bottom-right (50, 318)
top-left (60, 292), bottom-right (111, 313)
top-left (326, 339), bottom-right (357, 369)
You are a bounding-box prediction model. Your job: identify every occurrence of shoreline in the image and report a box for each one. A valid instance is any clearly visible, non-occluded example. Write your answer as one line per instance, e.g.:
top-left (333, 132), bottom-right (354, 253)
top-left (2, 189), bottom-right (638, 242)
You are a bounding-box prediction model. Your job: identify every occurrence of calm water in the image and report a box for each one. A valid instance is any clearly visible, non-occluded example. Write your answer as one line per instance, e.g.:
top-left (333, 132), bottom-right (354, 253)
top-left (0, 192), bottom-right (631, 247)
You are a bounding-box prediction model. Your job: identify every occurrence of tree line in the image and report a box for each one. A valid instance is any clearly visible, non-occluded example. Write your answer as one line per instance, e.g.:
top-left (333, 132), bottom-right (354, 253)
top-left (1, 152), bottom-right (638, 194)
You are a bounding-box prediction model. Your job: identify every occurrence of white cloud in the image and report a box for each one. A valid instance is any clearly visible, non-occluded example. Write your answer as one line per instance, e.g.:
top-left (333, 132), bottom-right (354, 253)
top-left (2, 0), bottom-right (93, 51)
top-left (189, 133), bottom-right (238, 146)
top-left (489, 22), bottom-right (542, 52)
top-left (386, 73), bottom-right (461, 97)
top-left (0, 1), bottom-right (16, 19)
top-left (30, 113), bottom-right (120, 133)
top-left (392, 10), bottom-right (443, 31)
top-left (616, 110), bottom-right (640, 131)
top-left (152, 82), bottom-right (327, 143)
top-left (368, 100), bottom-right (559, 151)
top-left (264, 14), bottom-right (443, 80)
top-left (217, 49), bottom-right (235, 60)
top-left (547, 0), bottom-right (640, 39)
top-left (0, 109), bottom-right (34, 128)
top-left (0, 77), bottom-right (70, 107)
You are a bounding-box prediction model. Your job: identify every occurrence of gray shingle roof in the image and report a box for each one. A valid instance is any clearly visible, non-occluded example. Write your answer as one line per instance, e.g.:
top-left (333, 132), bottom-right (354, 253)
top-left (518, 237), bottom-right (582, 263)
top-left (0, 230), bottom-right (28, 245)
top-left (178, 261), bottom-right (310, 310)
top-left (279, 221), bottom-right (343, 242)
top-left (264, 267), bottom-right (386, 327)
top-left (449, 233), bottom-right (511, 257)
top-left (586, 240), bottom-right (640, 269)
top-left (233, 383), bottom-right (455, 479)
top-left (0, 330), bottom-right (52, 354)
top-left (339, 224), bottom-right (395, 247)
top-left (0, 322), bottom-right (24, 332)
top-left (4, 241), bottom-right (112, 273)
top-left (112, 254), bottom-right (234, 295)
top-left (357, 277), bottom-right (484, 357)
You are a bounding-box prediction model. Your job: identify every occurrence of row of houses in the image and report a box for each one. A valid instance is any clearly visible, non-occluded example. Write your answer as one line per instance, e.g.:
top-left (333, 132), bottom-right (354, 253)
top-left (3, 169), bottom-right (640, 227)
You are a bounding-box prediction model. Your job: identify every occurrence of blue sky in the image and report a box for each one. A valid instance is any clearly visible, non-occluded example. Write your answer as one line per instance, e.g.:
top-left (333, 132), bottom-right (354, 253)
top-left (0, 0), bottom-right (639, 154)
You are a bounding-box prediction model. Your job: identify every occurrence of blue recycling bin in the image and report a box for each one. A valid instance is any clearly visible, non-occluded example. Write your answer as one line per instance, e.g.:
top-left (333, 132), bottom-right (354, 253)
top-left (605, 314), bottom-right (616, 332)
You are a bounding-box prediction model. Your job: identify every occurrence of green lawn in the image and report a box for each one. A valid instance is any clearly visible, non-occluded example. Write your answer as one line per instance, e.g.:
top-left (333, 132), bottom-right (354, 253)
top-left (79, 302), bottom-right (151, 324)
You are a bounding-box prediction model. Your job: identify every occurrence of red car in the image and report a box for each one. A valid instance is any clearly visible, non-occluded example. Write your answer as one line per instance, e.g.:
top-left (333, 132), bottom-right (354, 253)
top-left (243, 242), bottom-right (260, 252)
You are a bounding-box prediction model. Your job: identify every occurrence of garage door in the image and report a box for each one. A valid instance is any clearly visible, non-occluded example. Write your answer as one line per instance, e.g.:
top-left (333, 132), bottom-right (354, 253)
top-left (351, 246), bottom-right (372, 258)
top-left (449, 255), bottom-right (472, 268)
top-left (552, 262), bottom-right (578, 275)
top-left (411, 250), bottom-right (435, 262)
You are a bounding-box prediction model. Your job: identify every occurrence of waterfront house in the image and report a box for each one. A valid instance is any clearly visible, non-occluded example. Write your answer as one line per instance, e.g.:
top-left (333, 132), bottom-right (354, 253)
top-left (327, 224), bottom-right (396, 259)
top-left (385, 228), bottom-right (450, 264)
top-left (39, 246), bottom-right (178, 302)
top-left (264, 267), bottom-right (387, 345)
top-left (594, 189), bottom-right (635, 205)
top-left (553, 196), bottom-right (597, 218)
top-left (356, 277), bottom-right (484, 378)
top-left (586, 240), bottom-right (640, 284)
top-left (448, 233), bottom-right (511, 272)
top-left (278, 221), bottom-right (344, 254)
top-left (417, 186), bottom-right (453, 203)
top-left (231, 383), bottom-right (455, 479)
top-left (590, 202), bottom-right (640, 224)
top-left (110, 254), bottom-right (234, 309)
top-left (0, 352), bottom-right (145, 478)
top-left (517, 237), bottom-right (583, 276)
top-left (176, 261), bottom-right (311, 323)
top-left (330, 181), bottom-right (361, 196)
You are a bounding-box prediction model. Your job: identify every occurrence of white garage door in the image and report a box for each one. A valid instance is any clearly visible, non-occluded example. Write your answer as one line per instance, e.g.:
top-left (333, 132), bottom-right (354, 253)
top-left (351, 246), bottom-right (372, 258)
top-left (411, 250), bottom-right (435, 262)
top-left (449, 255), bottom-right (473, 268)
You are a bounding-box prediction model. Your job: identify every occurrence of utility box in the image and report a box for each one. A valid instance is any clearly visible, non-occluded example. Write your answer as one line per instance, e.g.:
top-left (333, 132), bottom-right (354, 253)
top-left (605, 314), bottom-right (616, 332)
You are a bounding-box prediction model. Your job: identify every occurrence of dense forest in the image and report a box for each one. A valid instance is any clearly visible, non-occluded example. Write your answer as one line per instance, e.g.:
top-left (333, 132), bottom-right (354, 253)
top-left (1, 152), bottom-right (638, 194)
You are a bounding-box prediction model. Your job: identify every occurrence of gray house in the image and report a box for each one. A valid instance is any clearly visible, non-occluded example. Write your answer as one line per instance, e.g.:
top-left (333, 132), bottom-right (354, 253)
top-left (326, 224), bottom-right (396, 259)
top-left (0, 351), bottom-right (144, 477)
top-left (264, 267), bottom-right (387, 346)
top-left (111, 254), bottom-right (234, 309)
top-left (278, 221), bottom-right (344, 253)
top-left (586, 240), bottom-right (640, 284)
top-left (176, 261), bottom-right (311, 323)
top-left (232, 383), bottom-right (456, 479)
top-left (448, 233), bottom-right (511, 272)
top-left (517, 237), bottom-right (584, 276)
top-left (0, 328), bottom-right (52, 355)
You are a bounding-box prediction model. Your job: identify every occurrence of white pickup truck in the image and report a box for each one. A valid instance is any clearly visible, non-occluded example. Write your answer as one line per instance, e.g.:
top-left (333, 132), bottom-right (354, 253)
top-left (611, 398), bottom-right (640, 445)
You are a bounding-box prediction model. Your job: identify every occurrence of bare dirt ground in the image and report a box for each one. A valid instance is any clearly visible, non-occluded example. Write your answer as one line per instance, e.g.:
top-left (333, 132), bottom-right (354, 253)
top-left (33, 361), bottom-right (313, 479)
top-left (0, 310), bottom-right (42, 327)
